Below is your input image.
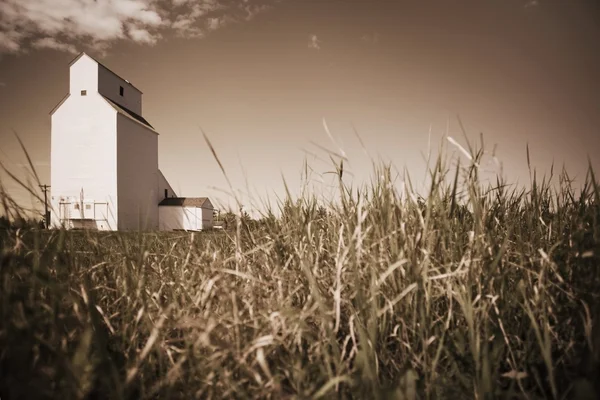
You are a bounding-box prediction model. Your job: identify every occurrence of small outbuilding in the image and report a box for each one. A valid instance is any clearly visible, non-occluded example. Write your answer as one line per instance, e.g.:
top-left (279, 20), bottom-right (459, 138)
top-left (158, 197), bottom-right (214, 231)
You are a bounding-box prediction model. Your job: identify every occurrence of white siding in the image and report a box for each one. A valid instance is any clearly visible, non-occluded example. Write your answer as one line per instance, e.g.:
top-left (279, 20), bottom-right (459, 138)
top-left (158, 206), bottom-right (198, 230)
top-left (69, 54), bottom-right (98, 95)
top-left (201, 207), bottom-right (213, 229)
top-left (116, 115), bottom-right (159, 231)
top-left (158, 206), bottom-right (210, 231)
top-left (98, 65), bottom-right (142, 114)
top-left (158, 206), bottom-right (183, 230)
top-left (158, 169), bottom-right (176, 201)
top-left (50, 91), bottom-right (118, 230)
top-left (185, 207), bottom-right (200, 231)
top-left (201, 199), bottom-right (214, 229)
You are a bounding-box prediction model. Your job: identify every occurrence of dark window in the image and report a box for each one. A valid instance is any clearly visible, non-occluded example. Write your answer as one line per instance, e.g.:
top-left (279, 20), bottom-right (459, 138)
top-left (81, 90), bottom-right (87, 96)
top-left (119, 86), bottom-right (124, 96)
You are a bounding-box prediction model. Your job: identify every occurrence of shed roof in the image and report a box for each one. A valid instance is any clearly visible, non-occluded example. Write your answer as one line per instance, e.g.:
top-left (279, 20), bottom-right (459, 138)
top-left (159, 197), bottom-right (212, 208)
top-left (101, 95), bottom-right (157, 133)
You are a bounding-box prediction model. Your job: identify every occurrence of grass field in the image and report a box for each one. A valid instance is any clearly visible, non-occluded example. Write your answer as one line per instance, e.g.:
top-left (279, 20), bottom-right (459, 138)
top-left (1, 139), bottom-right (599, 399)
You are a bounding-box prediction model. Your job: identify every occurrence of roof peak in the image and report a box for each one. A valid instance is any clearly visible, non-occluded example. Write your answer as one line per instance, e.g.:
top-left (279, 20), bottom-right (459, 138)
top-left (68, 52), bottom-right (143, 93)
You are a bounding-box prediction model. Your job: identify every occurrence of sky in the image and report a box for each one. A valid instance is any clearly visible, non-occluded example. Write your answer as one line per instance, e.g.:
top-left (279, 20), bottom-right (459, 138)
top-left (0, 0), bottom-right (599, 216)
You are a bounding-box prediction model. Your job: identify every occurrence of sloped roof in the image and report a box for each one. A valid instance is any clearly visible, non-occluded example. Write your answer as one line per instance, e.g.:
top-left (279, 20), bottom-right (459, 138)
top-left (49, 93), bottom-right (70, 115)
top-left (69, 52), bottom-right (143, 93)
top-left (101, 95), bottom-right (157, 134)
top-left (159, 197), bottom-right (212, 208)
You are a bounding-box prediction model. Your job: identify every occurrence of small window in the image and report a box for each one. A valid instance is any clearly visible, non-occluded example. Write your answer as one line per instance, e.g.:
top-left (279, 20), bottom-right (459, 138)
top-left (81, 90), bottom-right (87, 96)
top-left (119, 86), bottom-right (124, 96)
top-left (74, 204), bottom-right (80, 210)
top-left (85, 204), bottom-right (92, 210)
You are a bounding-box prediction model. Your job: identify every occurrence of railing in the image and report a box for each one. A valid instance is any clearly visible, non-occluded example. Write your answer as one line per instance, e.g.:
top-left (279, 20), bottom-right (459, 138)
top-left (58, 201), bottom-right (109, 228)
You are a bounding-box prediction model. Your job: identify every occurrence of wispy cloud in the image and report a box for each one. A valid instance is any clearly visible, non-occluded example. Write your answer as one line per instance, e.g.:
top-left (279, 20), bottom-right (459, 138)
top-left (243, 3), bottom-right (273, 21)
top-left (524, 0), bottom-right (539, 8)
top-left (0, 31), bottom-right (23, 53)
top-left (308, 34), bottom-right (321, 50)
top-left (0, 0), bottom-right (277, 54)
top-left (128, 26), bottom-right (161, 45)
top-left (360, 32), bottom-right (380, 44)
top-left (171, 0), bottom-right (222, 38)
top-left (207, 17), bottom-right (223, 31)
top-left (32, 37), bottom-right (78, 54)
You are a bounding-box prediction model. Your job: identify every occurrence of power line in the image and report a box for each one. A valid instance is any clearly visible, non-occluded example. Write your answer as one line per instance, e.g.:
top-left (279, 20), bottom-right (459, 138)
top-left (39, 184), bottom-right (50, 229)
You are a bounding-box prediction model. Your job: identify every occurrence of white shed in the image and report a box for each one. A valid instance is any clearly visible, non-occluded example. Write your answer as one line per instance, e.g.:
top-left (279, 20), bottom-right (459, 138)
top-left (158, 197), bottom-right (214, 231)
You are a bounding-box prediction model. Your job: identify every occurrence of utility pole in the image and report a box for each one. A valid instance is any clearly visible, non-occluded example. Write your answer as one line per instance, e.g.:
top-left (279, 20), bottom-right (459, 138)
top-left (39, 184), bottom-right (50, 229)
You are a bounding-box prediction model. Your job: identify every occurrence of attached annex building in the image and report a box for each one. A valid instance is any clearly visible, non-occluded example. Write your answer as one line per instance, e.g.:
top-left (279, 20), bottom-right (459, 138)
top-left (50, 52), bottom-right (213, 231)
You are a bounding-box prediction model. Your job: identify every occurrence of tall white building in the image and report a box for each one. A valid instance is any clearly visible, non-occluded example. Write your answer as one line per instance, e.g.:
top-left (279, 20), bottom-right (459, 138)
top-left (50, 52), bottom-right (212, 231)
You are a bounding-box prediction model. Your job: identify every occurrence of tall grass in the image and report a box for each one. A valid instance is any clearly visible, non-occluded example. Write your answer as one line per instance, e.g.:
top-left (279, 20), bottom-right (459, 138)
top-left (1, 137), bottom-right (599, 399)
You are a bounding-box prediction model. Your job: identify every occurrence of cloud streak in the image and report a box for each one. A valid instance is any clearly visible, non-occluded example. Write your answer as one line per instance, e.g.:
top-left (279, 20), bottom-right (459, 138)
top-left (360, 32), bottom-right (380, 44)
top-left (32, 37), bottom-right (78, 54)
top-left (524, 0), bottom-right (539, 8)
top-left (308, 34), bottom-right (321, 50)
top-left (0, 0), bottom-right (276, 54)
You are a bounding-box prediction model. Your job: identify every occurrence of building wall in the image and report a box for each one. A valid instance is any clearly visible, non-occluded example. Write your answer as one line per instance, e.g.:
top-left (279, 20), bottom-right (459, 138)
top-left (186, 207), bottom-right (199, 230)
top-left (69, 54), bottom-right (98, 95)
top-left (50, 92), bottom-right (118, 230)
top-left (201, 207), bottom-right (213, 229)
top-left (116, 115), bottom-right (159, 231)
top-left (201, 199), bottom-right (214, 229)
top-left (159, 206), bottom-right (184, 230)
top-left (98, 65), bottom-right (142, 115)
top-left (158, 169), bottom-right (177, 201)
top-left (159, 206), bottom-right (210, 231)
